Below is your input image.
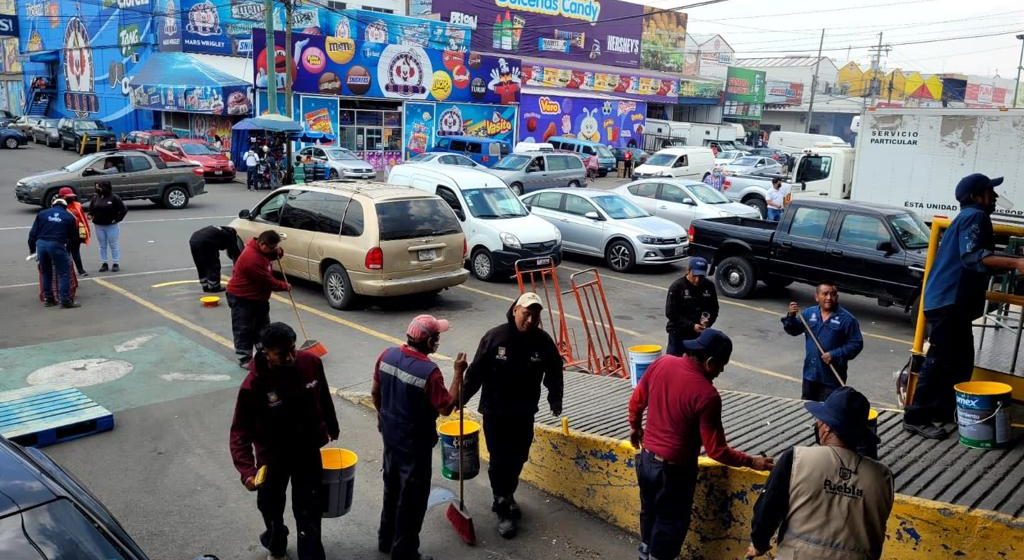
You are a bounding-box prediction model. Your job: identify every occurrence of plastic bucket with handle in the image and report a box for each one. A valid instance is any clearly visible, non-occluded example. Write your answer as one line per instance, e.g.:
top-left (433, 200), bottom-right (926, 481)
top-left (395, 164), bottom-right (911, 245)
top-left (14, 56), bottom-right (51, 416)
top-left (954, 381), bottom-right (1013, 449)
top-left (628, 345), bottom-right (663, 388)
top-left (321, 448), bottom-right (357, 518)
top-left (438, 418), bottom-right (480, 480)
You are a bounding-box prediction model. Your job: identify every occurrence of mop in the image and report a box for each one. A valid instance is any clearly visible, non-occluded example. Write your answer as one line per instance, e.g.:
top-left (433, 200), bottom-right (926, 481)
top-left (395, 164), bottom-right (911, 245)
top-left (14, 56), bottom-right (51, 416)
top-left (276, 257), bottom-right (328, 357)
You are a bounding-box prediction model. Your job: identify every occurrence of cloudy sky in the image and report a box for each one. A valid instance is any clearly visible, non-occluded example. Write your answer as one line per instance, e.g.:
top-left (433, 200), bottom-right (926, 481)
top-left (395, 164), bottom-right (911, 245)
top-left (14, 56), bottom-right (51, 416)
top-left (637, 0), bottom-right (1024, 77)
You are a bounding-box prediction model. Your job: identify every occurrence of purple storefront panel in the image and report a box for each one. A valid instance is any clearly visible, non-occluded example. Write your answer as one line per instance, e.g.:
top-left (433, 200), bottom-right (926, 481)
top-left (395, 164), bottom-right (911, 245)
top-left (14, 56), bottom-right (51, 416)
top-left (518, 93), bottom-right (645, 149)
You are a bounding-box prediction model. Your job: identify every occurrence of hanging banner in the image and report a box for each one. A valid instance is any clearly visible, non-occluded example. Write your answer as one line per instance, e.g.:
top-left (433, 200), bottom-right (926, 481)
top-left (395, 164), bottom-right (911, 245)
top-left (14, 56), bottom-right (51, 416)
top-left (300, 95), bottom-right (339, 139)
top-left (678, 78), bottom-right (723, 100)
top-left (765, 81), bottom-right (803, 106)
top-left (723, 67), bottom-right (766, 121)
top-left (518, 93), bottom-right (645, 149)
top-left (640, 7), bottom-right (686, 73)
top-left (327, 9), bottom-right (472, 53)
top-left (253, 30), bottom-right (521, 106)
top-left (520, 62), bottom-right (678, 103)
top-left (404, 101), bottom-right (435, 158)
top-left (436, 102), bottom-right (516, 143)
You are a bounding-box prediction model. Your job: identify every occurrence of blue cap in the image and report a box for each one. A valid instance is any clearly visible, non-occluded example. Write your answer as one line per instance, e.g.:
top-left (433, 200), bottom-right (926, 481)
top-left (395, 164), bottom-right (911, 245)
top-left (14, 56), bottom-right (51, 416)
top-left (804, 387), bottom-right (880, 447)
top-left (955, 173), bottom-right (1003, 203)
top-left (689, 257), bottom-right (708, 276)
top-left (681, 328), bottom-right (732, 362)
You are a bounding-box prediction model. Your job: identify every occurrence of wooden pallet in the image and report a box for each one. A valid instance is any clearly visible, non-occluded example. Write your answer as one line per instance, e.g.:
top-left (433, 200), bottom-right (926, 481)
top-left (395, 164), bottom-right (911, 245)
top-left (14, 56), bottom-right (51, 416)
top-left (0, 386), bottom-right (114, 448)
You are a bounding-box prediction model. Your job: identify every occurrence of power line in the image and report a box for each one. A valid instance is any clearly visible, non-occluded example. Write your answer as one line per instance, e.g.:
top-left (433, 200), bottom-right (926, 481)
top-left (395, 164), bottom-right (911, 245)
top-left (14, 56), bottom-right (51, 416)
top-left (730, 29), bottom-right (1024, 55)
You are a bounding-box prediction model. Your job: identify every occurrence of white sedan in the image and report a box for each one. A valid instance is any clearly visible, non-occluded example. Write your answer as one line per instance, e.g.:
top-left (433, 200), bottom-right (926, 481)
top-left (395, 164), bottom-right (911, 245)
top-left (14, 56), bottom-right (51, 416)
top-left (721, 155), bottom-right (783, 176)
top-left (405, 152), bottom-right (487, 169)
top-left (613, 178), bottom-right (761, 229)
top-left (714, 149), bottom-right (749, 167)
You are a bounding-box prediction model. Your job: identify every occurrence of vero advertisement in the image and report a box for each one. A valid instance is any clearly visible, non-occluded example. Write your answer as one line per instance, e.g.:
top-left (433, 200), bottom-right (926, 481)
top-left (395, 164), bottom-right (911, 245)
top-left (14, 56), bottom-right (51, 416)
top-left (518, 94), bottom-right (645, 149)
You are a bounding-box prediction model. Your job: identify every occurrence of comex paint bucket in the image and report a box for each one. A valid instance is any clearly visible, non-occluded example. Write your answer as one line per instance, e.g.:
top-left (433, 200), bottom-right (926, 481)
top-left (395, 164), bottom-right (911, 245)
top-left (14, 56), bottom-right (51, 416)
top-left (628, 345), bottom-right (663, 388)
top-left (954, 381), bottom-right (1013, 449)
top-left (438, 417), bottom-right (480, 481)
top-left (321, 448), bottom-right (357, 518)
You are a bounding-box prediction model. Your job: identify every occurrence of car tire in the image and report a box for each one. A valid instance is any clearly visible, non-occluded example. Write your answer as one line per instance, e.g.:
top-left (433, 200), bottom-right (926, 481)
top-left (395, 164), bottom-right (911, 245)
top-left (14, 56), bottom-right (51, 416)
top-left (328, 169), bottom-right (339, 180)
top-left (743, 196), bottom-right (767, 219)
top-left (598, 169), bottom-right (608, 177)
top-left (715, 256), bottom-right (757, 298)
top-left (471, 247), bottom-right (496, 281)
top-left (605, 239), bottom-right (635, 273)
top-left (908, 295), bottom-right (921, 325)
top-left (162, 185), bottom-right (190, 209)
top-left (43, 189), bottom-right (63, 208)
top-left (568, 180), bottom-right (581, 188)
top-left (60, 139), bottom-right (69, 150)
top-left (322, 263), bottom-right (355, 310)
top-left (509, 182), bottom-right (524, 196)
top-left (5, 137), bottom-right (19, 149)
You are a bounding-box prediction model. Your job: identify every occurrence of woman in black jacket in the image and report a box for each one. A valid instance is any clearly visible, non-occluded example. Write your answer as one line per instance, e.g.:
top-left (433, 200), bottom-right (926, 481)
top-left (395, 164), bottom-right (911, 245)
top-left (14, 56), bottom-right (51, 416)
top-left (89, 181), bottom-right (126, 272)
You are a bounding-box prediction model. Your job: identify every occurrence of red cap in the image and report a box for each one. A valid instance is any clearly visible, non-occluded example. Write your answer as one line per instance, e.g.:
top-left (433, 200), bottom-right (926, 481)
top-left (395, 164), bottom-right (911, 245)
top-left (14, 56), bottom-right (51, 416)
top-left (59, 187), bottom-right (76, 198)
top-left (406, 314), bottom-right (450, 342)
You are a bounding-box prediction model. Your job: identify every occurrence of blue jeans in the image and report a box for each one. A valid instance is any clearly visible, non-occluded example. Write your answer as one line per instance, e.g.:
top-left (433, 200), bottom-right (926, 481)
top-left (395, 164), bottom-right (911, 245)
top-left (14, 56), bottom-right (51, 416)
top-left (37, 239), bottom-right (71, 304)
top-left (636, 450), bottom-right (697, 560)
top-left (767, 208), bottom-right (782, 222)
top-left (95, 223), bottom-right (120, 264)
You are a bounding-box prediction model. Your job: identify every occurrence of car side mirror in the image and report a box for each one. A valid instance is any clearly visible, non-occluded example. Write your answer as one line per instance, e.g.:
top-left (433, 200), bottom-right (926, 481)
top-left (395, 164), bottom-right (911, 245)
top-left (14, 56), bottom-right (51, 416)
top-left (238, 209), bottom-right (252, 219)
top-left (82, 168), bottom-right (98, 177)
top-left (584, 211), bottom-right (602, 221)
top-left (682, 198), bottom-right (696, 206)
top-left (876, 240), bottom-right (896, 255)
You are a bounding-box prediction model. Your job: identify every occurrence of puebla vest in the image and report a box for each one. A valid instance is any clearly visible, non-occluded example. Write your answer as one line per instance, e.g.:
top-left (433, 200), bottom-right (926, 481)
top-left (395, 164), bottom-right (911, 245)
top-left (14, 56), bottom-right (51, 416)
top-left (378, 346), bottom-right (440, 453)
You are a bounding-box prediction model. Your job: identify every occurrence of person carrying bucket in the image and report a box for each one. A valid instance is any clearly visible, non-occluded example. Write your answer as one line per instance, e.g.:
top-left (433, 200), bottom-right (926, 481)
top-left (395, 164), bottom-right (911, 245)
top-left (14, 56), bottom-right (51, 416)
top-left (904, 174), bottom-right (1024, 440)
top-left (747, 387), bottom-right (894, 559)
top-left (229, 322), bottom-right (339, 560)
top-left (628, 329), bottom-right (773, 560)
top-left (664, 257), bottom-right (719, 356)
top-left (372, 314), bottom-right (467, 560)
top-left (462, 292), bottom-right (564, 539)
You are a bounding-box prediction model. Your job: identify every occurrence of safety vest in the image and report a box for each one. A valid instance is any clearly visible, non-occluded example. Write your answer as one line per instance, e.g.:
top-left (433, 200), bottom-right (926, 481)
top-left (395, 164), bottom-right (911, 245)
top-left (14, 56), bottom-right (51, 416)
top-left (378, 346), bottom-right (441, 453)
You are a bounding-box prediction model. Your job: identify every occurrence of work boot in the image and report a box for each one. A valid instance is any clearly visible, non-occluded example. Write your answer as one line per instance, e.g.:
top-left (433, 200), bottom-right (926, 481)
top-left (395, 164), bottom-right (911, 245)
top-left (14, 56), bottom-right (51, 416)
top-left (98, 263), bottom-right (109, 272)
top-left (44, 299), bottom-right (57, 307)
top-left (61, 301), bottom-right (81, 309)
top-left (239, 357), bottom-right (251, 370)
top-left (78, 270), bottom-right (89, 277)
top-left (112, 264), bottom-right (120, 272)
top-left (903, 421), bottom-right (947, 440)
top-left (639, 542), bottom-right (650, 560)
top-left (506, 497), bottom-right (521, 520)
top-left (204, 284), bottom-right (226, 293)
top-left (497, 516), bottom-right (518, 539)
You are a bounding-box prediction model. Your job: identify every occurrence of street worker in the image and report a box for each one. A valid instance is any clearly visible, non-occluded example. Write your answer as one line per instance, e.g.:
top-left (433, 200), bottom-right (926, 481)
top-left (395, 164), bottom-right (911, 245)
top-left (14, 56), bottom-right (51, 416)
top-left (372, 315), bottom-right (466, 560)
top-left (629, 329), bottom-right (773, 560)
top-left (227, 230), bottom-right (289, 369)
top-left (189, 225), bottom-right (242, 293)
top-left (766, 178), bottom-right (787, 222)
top-left (665, 256), bottom-right (719, 356)
top-left (244, 146), bottom-right (261, 191)
top-left (28, 197), bottom-right (80, 309)
top-left (463, 292), bottom-right (563, 539)
top-left (229, 322), bottom-right (339, 560)
top-left (61, 187), bottom-right (90, 277)
top-left (747, 387), bottom-right (893, 559)
top-left (782, 282), bottom-right (863, 401)
top-left (904, 173), bottom-right (1024, 439)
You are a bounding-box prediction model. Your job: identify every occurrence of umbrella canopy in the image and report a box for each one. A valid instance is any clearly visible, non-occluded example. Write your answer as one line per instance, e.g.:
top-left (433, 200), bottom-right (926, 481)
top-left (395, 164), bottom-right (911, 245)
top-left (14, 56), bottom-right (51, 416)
top-left (232, 114), bottom-right (304, 133)
top-left (297, 131), bottom-right (336, 143)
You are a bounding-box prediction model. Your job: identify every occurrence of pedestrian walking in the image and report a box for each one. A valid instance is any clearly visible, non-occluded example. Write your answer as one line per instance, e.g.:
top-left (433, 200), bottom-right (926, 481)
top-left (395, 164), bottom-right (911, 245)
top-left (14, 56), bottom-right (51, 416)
top-left (462, 292), bottom-right (563, 539)
top-left (293, 155), bottom-right (306, 184)
top-left (782, 282), bottom-right (864, 401)
top-left (372, 315), bottom-right (466, 560)
top-left (623, 149), bottom-right (634, 178)
top-left (212, 134), bottom-right (224, 151)
top-left (766, 178), bottom-right (786, 222)
top-left (189, 225), bottom-right (242, 293)
top-left (28, 197), bottom-right (80, 308)
top-left (244, 146), bottom-right (261, 191)
top-left (664, 257), bottom-right (718, 356)
top-left (89, 180), bottom-right (126, 272)
top-left (230, 322), bottom-right (339, 560)
top-left (904, 174), bottom-right (1024, 439)
top-left (60, 187), bottom-right (91, 277)
top-left (747, 387), bottom-right (893, 559)
top-left (628, 329), bottom-right (773, 560)
top-left (226, 230), bottom-right (289, 369)
top-left (703, 167), bottom-right (725, 192)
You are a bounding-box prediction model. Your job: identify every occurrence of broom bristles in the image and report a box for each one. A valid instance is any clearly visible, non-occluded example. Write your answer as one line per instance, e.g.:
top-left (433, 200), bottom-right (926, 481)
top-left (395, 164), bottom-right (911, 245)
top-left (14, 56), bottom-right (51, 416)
top-left (301, 340), bottom-right (328, 357)
top-left (446, 502), bottom-right (476, 545)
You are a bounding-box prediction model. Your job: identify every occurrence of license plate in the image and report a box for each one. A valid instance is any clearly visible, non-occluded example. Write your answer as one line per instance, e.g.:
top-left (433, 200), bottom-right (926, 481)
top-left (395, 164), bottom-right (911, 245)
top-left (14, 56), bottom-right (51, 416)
top-left (214, 171), bottom-right (223, 175)
top-left (418, 249), bottom-right (437, 261)
top-left (674, 246), bottom-right (686, 256)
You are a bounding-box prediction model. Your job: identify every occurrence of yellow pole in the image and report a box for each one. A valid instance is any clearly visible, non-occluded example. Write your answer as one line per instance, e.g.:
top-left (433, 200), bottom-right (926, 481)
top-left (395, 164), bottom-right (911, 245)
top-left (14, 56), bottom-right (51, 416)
top-left (79, 134), bottom-right (87, 155)
top-left (912, 217), bottom-right (949, 354)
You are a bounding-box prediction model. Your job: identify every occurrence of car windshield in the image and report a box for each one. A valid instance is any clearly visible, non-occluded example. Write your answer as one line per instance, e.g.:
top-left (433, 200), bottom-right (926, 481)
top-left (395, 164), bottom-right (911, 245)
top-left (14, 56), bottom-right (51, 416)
top-left (181, 143), bottom-right (218, 155)
top-left (327, 149), bottom-right (358, 161)
top-left (685, 183), bottom-right (730, 204)
top-left (592, 195), bottom-right (649, 219)
top-left (462, 188), bottom-right (528, 218)
top-left (494, 155), bottom-right (530, 170)
top-left (596, 145), bottom-right (614, 158)
top-left (733, 157), bottom-right (759, 166)
top-left (64, 155), bottom-right (101, 172)
top-left (41, 119), bottom-right (59, 127)
top-left (74, 121), bottom-right (101, 130)
top-left (889, 213), bottom-right (930, 249)
top-left (646, 153), bottom-right (676, 167)
top-left (409, 153), bottom-right (434, 161)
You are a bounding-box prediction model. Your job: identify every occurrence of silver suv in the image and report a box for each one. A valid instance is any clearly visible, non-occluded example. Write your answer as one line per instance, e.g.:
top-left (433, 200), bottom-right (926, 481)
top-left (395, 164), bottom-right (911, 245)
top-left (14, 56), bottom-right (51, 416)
top-left (489, 151), bottom-right (587, 195)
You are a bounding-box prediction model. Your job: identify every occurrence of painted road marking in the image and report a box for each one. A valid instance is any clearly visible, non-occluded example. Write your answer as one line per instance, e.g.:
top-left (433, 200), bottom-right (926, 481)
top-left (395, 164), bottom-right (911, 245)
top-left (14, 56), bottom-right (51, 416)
top-left (557, 263), bottom-right (913, 346)
top-left (160, 373), bottom-right (232, 382)
top-left (0, 215), bottom-right (235, 232)
top-left (114, 334), bottom-right (157, 352)
top-left (0, 266), bottom-right (198, 290)
top-left (151, 280), bottom-right (201, 288)
top-left (27, 358), bottom-right (134, 388)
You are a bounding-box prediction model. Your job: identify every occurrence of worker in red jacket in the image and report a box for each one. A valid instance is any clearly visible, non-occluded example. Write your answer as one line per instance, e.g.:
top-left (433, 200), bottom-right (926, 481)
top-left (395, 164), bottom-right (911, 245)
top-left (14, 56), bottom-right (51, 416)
top-left (227, 230), bottom-right (289, 369)
top-left (230, 322), bottom-right (339, 560)
top-left (628, 329), bottom-right (773, 560)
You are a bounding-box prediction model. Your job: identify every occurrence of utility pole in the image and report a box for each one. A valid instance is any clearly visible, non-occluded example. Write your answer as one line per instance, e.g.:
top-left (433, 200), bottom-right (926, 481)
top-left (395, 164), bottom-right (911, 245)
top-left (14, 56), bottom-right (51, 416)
top-left (264, 0), bottom-right (278, 115)
top-left (284, 0), bottom-right (294, 118)
top-left (866, 32), bottom-right (891, 109)
top-left (1014, 34), bottom-right (1024, 108)
top-left (805, 29), bottom-right (825, 133)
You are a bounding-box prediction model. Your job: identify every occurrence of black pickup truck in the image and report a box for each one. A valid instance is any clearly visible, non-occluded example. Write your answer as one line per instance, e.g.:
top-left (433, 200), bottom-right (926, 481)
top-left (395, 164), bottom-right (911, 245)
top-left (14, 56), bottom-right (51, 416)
top-left (688, 199), bottom-right (929, 316)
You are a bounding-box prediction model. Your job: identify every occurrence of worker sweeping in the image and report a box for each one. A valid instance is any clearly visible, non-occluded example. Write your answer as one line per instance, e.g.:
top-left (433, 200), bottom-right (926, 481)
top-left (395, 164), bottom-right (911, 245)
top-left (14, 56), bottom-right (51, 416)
top-left (226, 230), bottom-right (289, 369)
top-left (782, 282), bottom-right (863, 401)
top-left (462, 292), bottom-right (563, 539)
top-left (372, 315), bottom-right (467, 560)
top-left (664, 256), bottom-right (719, 356)
top-left (189, 225), bottom-right (242, 293)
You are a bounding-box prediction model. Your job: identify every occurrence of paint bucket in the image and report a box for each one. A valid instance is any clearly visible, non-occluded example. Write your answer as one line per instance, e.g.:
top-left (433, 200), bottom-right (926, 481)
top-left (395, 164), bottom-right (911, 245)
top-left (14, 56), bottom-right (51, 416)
top-left (438, 417), bottom-right (480, 481)
top-left (200, 296), bottom-right (220, 307)
top-left (321, 448), bottom-right (357, 518)
top-left (628, 345), bottom-right (663, 388)
top-left (954, 381), bottom-right (1013, 449)
top-left (857, 408), bottom-right (880, 460)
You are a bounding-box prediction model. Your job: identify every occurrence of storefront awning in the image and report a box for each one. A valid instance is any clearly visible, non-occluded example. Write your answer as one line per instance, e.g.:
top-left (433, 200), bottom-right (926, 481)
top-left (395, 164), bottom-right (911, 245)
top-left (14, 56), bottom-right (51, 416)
top-left (26, 50), bottom-right (59, 63)
top-left (126, 52), bottom-right (253, 116)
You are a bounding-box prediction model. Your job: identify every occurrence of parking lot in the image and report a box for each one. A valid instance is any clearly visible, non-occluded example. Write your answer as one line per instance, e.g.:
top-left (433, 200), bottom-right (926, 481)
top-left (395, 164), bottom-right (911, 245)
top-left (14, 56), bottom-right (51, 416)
top-left (0, 144), bottom-right (917, 557)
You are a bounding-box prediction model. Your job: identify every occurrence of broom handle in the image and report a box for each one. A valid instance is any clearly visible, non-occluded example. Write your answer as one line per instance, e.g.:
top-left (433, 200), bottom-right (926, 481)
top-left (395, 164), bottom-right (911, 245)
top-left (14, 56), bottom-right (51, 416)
top-left (796, 312), bottom-right (846, 388)
top-left (458, 373), bottom-right (465, 510)
top-left (276, 257), bottom-right (311, 342)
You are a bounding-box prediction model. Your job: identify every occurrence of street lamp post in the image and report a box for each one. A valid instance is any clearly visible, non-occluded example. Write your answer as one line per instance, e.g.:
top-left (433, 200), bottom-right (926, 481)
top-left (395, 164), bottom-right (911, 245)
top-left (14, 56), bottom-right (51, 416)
top-left (1014, 34), bottom-right (1024, 108)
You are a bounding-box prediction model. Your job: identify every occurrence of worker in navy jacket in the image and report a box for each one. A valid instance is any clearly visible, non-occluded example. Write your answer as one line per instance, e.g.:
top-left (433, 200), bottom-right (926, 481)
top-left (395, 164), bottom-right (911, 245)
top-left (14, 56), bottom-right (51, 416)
top-left (782, 282), bottom-right (863, 401)
top-left (28, 199), bottom-right (80, 308)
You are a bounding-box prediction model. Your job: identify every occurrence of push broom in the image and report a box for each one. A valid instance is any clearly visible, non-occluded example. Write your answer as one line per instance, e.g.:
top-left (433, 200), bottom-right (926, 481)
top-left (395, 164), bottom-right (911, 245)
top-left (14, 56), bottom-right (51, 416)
top-left (276, 257), bottom-right (328, 357)
top-left (446, 376), bottom-right (476, 545)
top-left (797, 312), bottom-right (846, 388)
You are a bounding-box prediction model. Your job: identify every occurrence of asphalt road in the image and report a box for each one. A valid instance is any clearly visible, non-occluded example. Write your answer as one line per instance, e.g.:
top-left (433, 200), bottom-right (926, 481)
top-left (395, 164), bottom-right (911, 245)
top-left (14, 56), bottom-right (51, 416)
top-left (0, 143), bottom-right (918, 558)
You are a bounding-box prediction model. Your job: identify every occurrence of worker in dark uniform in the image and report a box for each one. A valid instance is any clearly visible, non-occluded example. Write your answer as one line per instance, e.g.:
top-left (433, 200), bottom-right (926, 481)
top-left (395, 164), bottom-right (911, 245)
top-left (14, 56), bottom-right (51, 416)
top-left (373, 315), bottom-right (466, 560)
top-left (665, 257), bottom-right (719, 356)
top-left (904, 174), bottom-right (1024, 439)
top-left (28, 198), bottom-right (80, 308)
top-left (463, 292), bottom-right (563, 539)
top-left (230, 322), bottom-right (339, 560)
top-left (783, 282), bottom-right (863, 402)
top-left (189, 225), bottom-right (242, 293)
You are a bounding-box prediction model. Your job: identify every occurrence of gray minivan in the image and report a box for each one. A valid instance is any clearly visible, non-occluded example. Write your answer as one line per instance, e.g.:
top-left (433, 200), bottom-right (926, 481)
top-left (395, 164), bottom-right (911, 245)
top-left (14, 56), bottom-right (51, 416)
top-left (489, 151), bottom-right (587, 195)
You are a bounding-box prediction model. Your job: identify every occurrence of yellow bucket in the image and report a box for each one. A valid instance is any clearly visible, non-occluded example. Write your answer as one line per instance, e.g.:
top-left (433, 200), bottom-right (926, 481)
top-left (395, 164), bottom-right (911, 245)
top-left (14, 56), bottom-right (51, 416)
top-left (438, 419), bottom-right (481, 480)
top-left (628, 344), bottom-right (663, 387)
top-left (320, 448), bottom-right (357, 518)
top-left (954, 381), bottom-right (1013, 449)
top-left (200, 295), bottom-right (220, 307)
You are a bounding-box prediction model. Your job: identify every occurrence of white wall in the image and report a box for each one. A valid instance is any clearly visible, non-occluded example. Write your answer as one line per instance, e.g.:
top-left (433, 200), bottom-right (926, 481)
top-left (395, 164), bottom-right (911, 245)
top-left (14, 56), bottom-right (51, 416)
top-left (760, 110), bottom-right (804, 132)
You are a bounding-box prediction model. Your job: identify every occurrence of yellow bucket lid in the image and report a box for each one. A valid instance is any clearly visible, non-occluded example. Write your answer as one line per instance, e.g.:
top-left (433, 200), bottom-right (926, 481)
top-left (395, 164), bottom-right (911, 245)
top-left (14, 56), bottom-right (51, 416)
top-left (438, 419), bottom-right (481, 436)
top-left (867, 408), bottom-right (879, 421)
top-left (629, 344), bottom-right (663, 353)
top-left (200, 296), bottom-right (220, 305)
top-left (321, 448), bottom-right (358, 470)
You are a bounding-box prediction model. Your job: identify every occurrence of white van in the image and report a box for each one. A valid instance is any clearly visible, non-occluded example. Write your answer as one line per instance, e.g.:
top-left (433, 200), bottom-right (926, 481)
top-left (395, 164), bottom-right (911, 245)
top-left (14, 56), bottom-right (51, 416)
top-left (387, 164), bottom-right (562, 281)
top-left (631, 147), bottom-right (715, 181)
top-left (767, 131), bottom-right (850, 152)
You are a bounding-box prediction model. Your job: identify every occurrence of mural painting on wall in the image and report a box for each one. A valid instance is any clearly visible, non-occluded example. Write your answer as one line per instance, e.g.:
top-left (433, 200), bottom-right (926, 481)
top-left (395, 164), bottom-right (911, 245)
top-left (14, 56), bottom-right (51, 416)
top-left (518, 95), bottom-right (646, 149)
top-left (64, 16), bottom-right (98, 114)
top-left (190, 114), bottom-right (234, 150)
top-left (156, 0), bottom-right (182, 51)
top-left (640, 7), bottom-right (686, 73)
top-left (436, 102), bottom-right (515, 145)
top-left (299, 95), bottom-right (339, 141)
top-left (404, 101), bottom-right (434, 158)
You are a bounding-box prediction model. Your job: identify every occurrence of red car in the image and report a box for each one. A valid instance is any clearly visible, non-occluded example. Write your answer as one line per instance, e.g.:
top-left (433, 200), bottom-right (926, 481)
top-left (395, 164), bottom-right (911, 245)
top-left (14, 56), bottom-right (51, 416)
top-left (117, 130), bottom-right (177, 151)
top-left (155, 138), bottom-right (235, 181)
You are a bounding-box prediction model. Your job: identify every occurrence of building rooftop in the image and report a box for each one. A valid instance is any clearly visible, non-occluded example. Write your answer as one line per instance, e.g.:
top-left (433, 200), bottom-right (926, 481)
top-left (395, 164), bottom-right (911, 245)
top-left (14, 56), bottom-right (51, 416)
top-left (735, 56), bottom-right (831, 68)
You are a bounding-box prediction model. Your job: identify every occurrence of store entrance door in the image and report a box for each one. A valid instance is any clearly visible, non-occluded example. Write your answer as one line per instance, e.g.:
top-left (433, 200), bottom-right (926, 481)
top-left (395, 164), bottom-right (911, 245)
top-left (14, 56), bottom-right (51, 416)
top-left (338, 100), bottom-right (403, 173)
